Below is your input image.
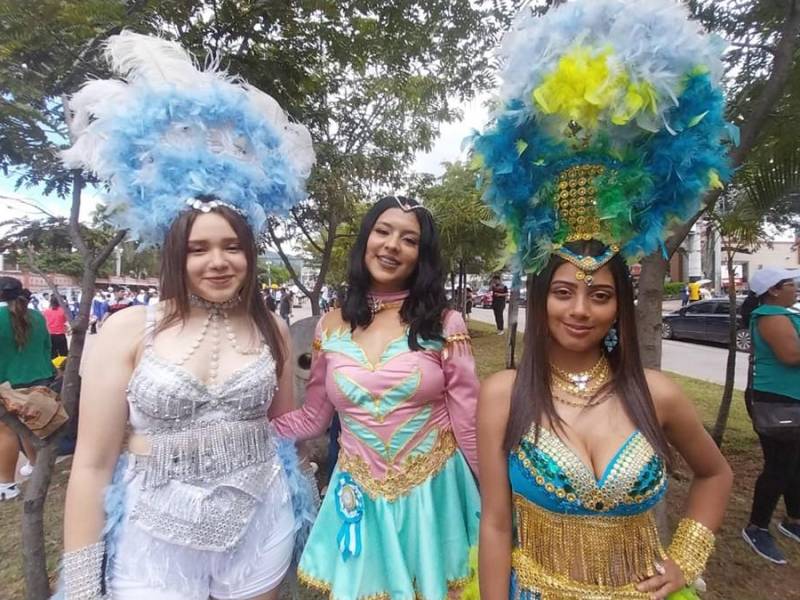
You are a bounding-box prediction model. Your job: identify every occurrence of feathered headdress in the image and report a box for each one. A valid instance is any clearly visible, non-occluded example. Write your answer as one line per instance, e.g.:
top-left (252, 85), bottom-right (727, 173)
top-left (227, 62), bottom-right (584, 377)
top-left (62, 31), bottom-right (314, 246)
top-left (470, 0), bottom-right (734, 281)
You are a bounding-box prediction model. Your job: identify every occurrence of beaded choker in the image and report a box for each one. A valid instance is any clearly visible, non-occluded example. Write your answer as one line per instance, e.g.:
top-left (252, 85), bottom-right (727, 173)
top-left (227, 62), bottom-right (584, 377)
top-left (189, 293), bottom-right (241, 310)
top-left (551, 355), bottom-right (610, 401)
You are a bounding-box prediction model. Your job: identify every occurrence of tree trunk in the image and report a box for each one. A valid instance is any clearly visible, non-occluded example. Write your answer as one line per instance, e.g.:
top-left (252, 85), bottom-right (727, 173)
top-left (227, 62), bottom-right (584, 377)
top-left (635, 253), bottom-right (668, 368)
top-left (22, 441), bottom-right (59, 600)
top-left (506, 282), bottom-right (521, 369)
top-left (712, 250), bottom-right (740, 446)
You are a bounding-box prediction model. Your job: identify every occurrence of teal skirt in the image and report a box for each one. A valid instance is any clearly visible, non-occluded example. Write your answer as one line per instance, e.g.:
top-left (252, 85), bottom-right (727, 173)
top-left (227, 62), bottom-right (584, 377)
top-left (298, 451), bottom-right (480, 600)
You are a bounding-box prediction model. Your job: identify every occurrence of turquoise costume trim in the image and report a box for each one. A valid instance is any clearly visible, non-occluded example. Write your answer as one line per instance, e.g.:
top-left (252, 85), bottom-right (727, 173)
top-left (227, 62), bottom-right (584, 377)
top-left (509, 428), bottom-right (667, 516)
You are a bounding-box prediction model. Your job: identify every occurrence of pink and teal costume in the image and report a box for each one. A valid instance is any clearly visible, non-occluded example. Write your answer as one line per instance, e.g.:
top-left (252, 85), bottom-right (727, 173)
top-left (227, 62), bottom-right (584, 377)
top-left (273, 290), bottom-right (480, 599)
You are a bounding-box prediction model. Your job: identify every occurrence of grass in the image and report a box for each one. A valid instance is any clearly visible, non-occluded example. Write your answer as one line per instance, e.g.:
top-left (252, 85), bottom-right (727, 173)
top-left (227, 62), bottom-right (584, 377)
top-left (1, 324), bottom-right (797, 599)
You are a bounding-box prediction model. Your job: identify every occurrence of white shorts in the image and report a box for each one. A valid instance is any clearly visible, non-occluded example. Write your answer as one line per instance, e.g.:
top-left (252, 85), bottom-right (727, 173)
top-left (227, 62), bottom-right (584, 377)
top-left (110, 465), bottom-right (296, 600)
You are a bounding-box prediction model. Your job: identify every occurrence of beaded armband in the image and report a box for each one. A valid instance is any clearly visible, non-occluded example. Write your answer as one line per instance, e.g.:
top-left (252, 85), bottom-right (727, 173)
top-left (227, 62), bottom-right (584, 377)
top-left (63, 541), bottom-right (106, 599)
top-left (667, 518), bottom-right (715, 584)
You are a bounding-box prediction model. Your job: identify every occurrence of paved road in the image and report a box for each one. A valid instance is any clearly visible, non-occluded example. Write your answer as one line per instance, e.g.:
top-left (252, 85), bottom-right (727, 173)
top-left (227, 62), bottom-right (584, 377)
top-left (469, 305), bottom-right (748, 390)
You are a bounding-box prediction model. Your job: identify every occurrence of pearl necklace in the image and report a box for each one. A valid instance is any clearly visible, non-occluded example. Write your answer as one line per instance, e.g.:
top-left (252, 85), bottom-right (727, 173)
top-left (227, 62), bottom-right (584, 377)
top-left (177, 294), bottom-right (263, 384)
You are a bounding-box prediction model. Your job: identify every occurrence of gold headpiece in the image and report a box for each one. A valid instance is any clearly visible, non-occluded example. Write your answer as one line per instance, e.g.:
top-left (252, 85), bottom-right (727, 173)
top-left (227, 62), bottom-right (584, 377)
top-left (552, 164), bottom-right (619, 285)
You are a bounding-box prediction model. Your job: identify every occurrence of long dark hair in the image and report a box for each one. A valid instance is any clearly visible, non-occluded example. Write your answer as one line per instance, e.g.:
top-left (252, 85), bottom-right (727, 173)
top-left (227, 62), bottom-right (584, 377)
top-left (0, 277), bottom-right (30, 349)
top-left (740, 292), bottom-right (761, 328)
top-left (342, 196), bottom-right (448, 350)
top-left (157, 200), bottom-right (286, 376)
top-left (504, 240), bottom-right (673, 462)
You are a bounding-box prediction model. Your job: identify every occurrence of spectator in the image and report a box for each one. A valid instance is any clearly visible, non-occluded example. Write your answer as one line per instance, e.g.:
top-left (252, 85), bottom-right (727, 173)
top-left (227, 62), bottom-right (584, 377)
top-left (106, 287), bottom-right (133, 317)
top-left (43, 296), bottom-right (69, 358)
top-left (740, 267), bottom-right (800, 564)
top-left (680, 283), bottom-right (689, 307)
top-left (279, 290), bottom-right (293, 325)
top-left (0, 276), bottom-right (54, 500)
top-left (490, 274), bottom-right (508, 334)
top-left (688, 280), bottom-right (701, 303)
top-left (90, 290), bottom-right (108, 334)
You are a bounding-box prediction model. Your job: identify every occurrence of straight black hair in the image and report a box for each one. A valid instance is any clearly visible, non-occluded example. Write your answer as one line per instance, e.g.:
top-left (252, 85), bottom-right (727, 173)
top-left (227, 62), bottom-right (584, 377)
top-left (504, 240), bottom-right (673, 463)
top-left (342, 196), bottom-right (448, 349)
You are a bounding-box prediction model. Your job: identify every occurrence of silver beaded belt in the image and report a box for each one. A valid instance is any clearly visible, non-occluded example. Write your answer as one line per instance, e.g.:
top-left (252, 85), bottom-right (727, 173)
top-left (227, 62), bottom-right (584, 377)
top-left (136, 418), bottom-right (277, 489)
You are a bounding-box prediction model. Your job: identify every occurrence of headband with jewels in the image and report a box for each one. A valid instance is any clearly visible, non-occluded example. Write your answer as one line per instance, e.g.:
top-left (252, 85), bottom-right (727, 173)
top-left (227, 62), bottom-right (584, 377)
top-left (61, 31), bottom-right (314, 247)
top-left (469, 0), bottom-right (735, 282)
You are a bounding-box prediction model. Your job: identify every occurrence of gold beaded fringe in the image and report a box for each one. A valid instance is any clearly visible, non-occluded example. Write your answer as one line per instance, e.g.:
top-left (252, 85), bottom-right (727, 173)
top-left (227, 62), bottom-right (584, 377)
top-left (513, 494), bottom-right (665, 592)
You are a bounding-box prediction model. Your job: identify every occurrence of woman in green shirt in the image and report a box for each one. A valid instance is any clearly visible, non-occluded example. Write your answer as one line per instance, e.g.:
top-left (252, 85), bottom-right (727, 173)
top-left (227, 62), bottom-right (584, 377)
top-left (740, 267), bottom-right (800, 565)
top-left (0, 276), bottom-right (54, 500)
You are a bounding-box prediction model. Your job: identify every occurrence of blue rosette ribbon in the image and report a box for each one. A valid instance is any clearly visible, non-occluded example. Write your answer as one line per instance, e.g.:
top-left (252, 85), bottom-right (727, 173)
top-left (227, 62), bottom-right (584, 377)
top-left (334, 472), bottom-right (364, 561)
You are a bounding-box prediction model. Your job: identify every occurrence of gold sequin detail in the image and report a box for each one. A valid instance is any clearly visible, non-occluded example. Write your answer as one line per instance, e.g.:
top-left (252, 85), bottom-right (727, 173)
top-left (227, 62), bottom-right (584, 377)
top-left (513, 494), bottom-right (665, 592)
top-left (517, 428), bottom-right (666, 512)
top-left (338, 429), bottom-right (457, 501)
top-left (312, 337), bottom-right (322, 352)
top-left (556, 164), bottom-right (605, 243)
top-left (298, 565), bottom-right (470, 599)
top-left (667, 518), bottom-right (715, 584)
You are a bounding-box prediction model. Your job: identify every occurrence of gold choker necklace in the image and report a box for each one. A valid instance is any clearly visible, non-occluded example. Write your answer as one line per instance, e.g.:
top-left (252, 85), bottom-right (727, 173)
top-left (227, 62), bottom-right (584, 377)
top-left (551, 355), bottom-right (610, 399)
top-left (367, 297), bottom-right (406, 317)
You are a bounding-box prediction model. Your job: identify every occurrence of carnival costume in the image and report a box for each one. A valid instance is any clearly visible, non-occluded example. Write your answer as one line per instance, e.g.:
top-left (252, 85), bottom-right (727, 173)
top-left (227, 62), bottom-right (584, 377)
top-left (273, 289), bottom-right (481, 599)
top-left (56, 32), bottom-right (317, 599)
top-left (470, 1), bottom-right (731, 598)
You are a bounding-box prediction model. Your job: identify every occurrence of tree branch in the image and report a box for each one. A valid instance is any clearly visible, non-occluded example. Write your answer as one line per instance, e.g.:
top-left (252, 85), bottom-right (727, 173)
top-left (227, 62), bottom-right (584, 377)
top-left (666, 3), bottom-right (800, 255)
top-left (267, 220), bottom-right (312, 298)
top-left (90, 229), bottom-right (127, 272)
top-left (291, 208), bottom-right (325, 254)
top-left (67, 171), bottom-right (90, 257)
top-left (21, 246), bottom-right (72, 318)
top-left (0, 406), bottom-right (44, 450)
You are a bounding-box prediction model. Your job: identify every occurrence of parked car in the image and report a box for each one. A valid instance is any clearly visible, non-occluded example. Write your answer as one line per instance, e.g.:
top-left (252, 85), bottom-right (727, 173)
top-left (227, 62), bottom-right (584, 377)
top-left (661, 298), bottom-right (751, 352)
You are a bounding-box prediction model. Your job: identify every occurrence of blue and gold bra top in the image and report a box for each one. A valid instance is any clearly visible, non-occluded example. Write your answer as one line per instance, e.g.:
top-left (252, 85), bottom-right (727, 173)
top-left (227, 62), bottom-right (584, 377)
top-left (509, 426), bottom-right (667, 516)
top-left (508, 426), bottom-right (670, 597)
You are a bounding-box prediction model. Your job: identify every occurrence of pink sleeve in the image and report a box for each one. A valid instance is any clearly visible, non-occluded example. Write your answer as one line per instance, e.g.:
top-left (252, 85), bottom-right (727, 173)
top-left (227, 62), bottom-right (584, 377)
top-left (441, 310), bottom-right (480, 475)
top-left (272, 319), bottom-right (336, 441)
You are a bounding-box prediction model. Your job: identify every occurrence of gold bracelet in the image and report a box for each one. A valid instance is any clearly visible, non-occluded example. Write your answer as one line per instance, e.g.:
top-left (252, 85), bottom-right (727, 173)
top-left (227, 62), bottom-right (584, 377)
top-left (667, 518), bottom-right (715, 585)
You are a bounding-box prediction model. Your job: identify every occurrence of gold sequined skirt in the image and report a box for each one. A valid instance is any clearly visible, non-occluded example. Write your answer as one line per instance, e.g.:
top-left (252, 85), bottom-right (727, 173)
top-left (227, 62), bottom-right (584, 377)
top-left (512, 494), bottom-right (666, 600)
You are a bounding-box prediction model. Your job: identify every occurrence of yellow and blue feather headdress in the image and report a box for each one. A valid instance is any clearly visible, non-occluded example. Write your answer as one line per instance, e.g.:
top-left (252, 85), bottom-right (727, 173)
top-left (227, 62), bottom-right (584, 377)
top-left (62, 32), bottom-right (314, 246)
top-left (471, 0), bottom-right (735, 279)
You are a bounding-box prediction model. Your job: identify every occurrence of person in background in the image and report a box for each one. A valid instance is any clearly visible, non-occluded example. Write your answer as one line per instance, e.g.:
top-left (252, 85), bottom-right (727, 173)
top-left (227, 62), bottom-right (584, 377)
top-left (0, 276), bottom-right (54, 499)
top-left (279, 289), bottom-right (293, 325)
top-left (741, 267), bottom-right (800, 565)
top-left (688, 280), bottom-right (701, 303)
top-left (106, 287), bottom-right (132, 317)
top-left (680, 283), bottom-right (690, 307)
top-left (90, 289), bottom-right (108, 334)
top-left (43, 296), bottom-right (70, 359)
top-left (491, 274), bottom-right (509, 335)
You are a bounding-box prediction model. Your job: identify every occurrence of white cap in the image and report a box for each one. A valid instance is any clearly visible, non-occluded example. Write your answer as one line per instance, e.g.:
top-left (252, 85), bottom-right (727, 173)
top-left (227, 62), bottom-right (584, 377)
top-left (749, 267), bottom-right (798, 296)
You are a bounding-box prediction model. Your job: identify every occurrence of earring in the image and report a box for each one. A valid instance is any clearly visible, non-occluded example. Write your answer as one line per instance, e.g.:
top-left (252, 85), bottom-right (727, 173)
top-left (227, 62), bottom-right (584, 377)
top-left (604, 325), bottom-right (618, 353)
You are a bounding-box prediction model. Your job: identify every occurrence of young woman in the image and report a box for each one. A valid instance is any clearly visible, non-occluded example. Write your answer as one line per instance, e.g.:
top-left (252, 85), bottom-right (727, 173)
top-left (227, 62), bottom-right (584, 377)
top-left (0, 276), bottom-right (52, 498)
top-left (470, 2), bottom-right (736, 597)
top-left (273, 195), bottom-right (481, 599)
top-left (478, 242), bottom-right (733, 600)
top-left (43, 295), bottom-right (70, 358)
top-left (741, 267), bottom-right (800, 564)
top-left (57, 32), bottom-right (315, 599)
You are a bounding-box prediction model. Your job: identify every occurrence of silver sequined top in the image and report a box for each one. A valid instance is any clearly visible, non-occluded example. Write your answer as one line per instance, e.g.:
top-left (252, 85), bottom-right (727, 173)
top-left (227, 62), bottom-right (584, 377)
top-left (122, 305), bottom-right (285, 551)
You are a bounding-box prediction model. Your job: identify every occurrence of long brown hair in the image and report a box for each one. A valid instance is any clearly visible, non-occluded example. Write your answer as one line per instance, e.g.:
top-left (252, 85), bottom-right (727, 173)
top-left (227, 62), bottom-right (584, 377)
top-left (8, 297), bottom-right (31, 349)
top-left (504, 240), bottom-right (672, 462)
top-left (157, 202), bottom-right (286, 376)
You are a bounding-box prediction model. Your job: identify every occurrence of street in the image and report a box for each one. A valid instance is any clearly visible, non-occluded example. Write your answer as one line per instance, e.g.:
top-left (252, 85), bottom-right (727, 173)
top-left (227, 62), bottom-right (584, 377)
top-left (282, 299), bottom-right (747, 390)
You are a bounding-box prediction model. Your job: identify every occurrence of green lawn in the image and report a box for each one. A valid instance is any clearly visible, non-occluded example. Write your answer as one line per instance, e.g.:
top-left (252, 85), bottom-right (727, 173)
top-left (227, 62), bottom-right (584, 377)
top-left (0, 323), bottom-right (795, 599)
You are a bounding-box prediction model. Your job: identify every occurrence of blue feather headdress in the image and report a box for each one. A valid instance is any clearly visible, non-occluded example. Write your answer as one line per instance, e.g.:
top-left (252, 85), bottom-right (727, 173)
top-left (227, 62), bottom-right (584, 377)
top-left (62, 32), bottom-right (314, 246)
top-left (470, 0), bottom-right (734, 280)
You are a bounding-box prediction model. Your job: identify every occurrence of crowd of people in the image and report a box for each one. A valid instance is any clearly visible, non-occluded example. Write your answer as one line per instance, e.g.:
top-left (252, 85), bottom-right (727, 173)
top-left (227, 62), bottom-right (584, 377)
top-left (2, 3), bottom-right (799, 599)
